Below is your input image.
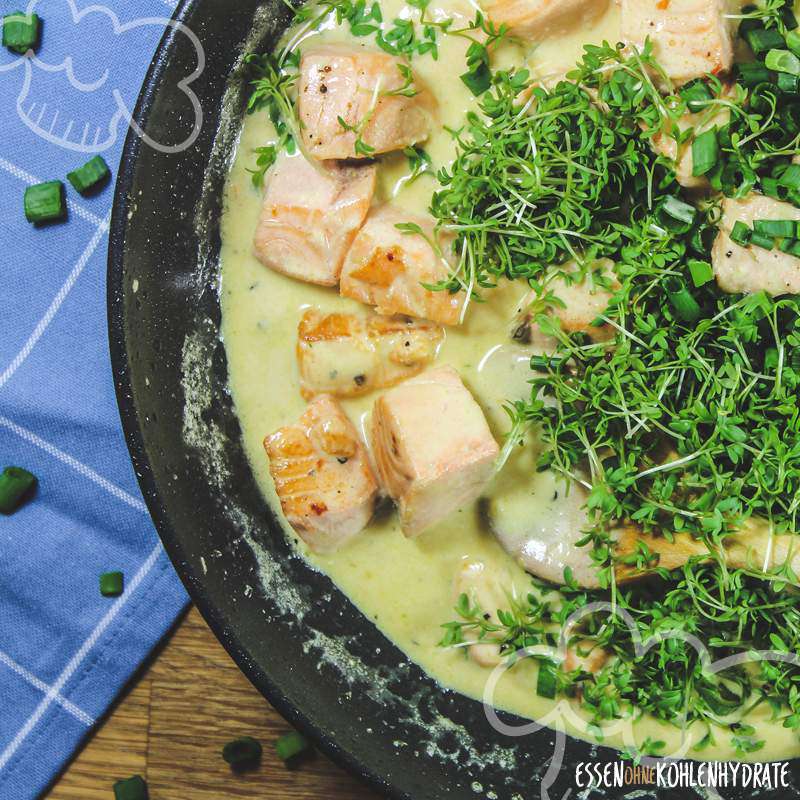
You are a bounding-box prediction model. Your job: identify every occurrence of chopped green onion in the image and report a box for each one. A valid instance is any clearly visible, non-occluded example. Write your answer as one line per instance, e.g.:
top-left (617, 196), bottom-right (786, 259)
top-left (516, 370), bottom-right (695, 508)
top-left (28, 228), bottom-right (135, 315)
top-left (780, 238), bottom-right (800, 256)
top-left (0, 467), bottom-right (37, 514)
top-left (530, 355), bottom-right (564, 372)
top-left (24, 181), bottom-right (65, 224)
top-left (778, 164), bottom-right (800, 191)
top-left (745, 27), bottom-right (786, 57)
top-left (776, 71), bottom-right (800, 94)
top-left (460, 62), bottom-right (491, 96)
top-left (658, 196), bottom-right (696, 232)
top-left (536, 659), bottom-right (557, 698)
top-left (787, 29), bottom-right (800, 57)
top-left (222, 736), bottom-right (263, 770)
top-left (749, 230), bottom-right (775, 250)
top-left (735, 61), bottom-right (771, 87)
top-left (113, 775), bottom-right (148, 800)
top-left (67, 156), bottom-right (110, 195)
top-left (783, 7), bottom-right (799, 31)
top-left (730, 220), bottom-right (753, 246)
top-left (691, 128), bottom-right (719, 177)
top-left (679, 79), bottom-right (712, 113)
top-left (275, 731), bottom-right (311, 764)
top-left (2, 11), bottom-right (40, 54)
top-left (753, 219), bottom-right (797, 238)
top-left (99, 571), bottom-right (124, 597)
top-left (664, 276), bottom-right (701, 323)
top-left (762, 177), bottom-right (790, 201)
top-left (687, 259), bottom-right (714, 288)
top-left (765, 49), bottom-right (800, 75)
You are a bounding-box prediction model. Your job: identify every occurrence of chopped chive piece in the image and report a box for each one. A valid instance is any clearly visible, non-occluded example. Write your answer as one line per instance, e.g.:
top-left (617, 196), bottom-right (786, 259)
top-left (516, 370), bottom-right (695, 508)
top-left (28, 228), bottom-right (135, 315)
top-left (688, 259), bottom-right (713, 288)
top-left (778, 164), bottom-right (800, 191)
top-left (765, 49), bottom-right (800, 75)
top-left (2, 11), bottom-right (40, 54)
top-left (530, 355), bottom-right (564, 372)
top-left (679, 79), bottom-right (712, 113)
top-left (691, 128), bottom-right (719, 176)
top-left (24, 181), bottom-right (65, 224)
top-left (460, 62), bottom-right (491, 96)
top-left (787, 29), bottom-right (800, 57)
top-left (746, 27), bottom-right (785, 57)
top-left (99, 571), bottom-right (124, 597)
top-left (658, 196), bottom-right (696, 232)
top-left (735, 61), bottom-right (771, 86)
top-left (536, 659), bottom-right (557, 698)
top-left (664, 276), bottom-right (701, 323)
top-left (222, 736), bottom-right (262, 769)
top-left (730, 220), bottom-right (753, 246)
top-left (67, 155), bottom-right (110, 195)
top-left (0, 467), bottom-right (37, 514)
top-left (762, 176), bottom-right (790, 201)
top-left (776, 71), bottom-right (800, 93)
top-left (275, 731), bottom-right (311, 763)
top-left (753, 219), bottom-right (797, 238)
top-left (780, 238), bottom-right (800, 256)
top-left (113, 775), bottom-right (148, 800)
top-left (749, 230), bottom-right (775, 250)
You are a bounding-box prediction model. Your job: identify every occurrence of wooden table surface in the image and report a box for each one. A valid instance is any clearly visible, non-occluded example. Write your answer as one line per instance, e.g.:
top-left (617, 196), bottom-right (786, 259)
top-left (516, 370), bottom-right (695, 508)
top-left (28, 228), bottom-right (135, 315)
top-left (44, 607), bottom-right (382, 800)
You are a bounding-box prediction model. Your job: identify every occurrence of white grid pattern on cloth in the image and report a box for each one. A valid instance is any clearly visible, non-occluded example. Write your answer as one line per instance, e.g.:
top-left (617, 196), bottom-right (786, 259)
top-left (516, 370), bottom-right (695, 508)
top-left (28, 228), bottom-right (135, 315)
top-left (0, 155), bottom-right (164, 769)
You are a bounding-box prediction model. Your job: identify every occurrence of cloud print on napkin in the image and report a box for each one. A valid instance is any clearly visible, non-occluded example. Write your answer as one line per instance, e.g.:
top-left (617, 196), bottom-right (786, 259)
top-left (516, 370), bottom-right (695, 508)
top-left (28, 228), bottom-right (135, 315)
top-left (0, 0), bottom-right (205, 153)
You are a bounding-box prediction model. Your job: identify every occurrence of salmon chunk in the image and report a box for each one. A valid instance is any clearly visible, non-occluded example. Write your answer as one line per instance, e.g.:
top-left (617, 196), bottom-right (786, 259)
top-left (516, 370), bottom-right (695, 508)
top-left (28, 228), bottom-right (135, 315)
top-left (297, 309), bottom-right (443, 399)
top-left (264, 395), bottom-right (378, 553)
top-left (370, 366), bottom-right (499, 537)
top-left (485, 0), bottom-right (608, 40)
top-left (253, 151), bottom-right (376, 287)
top-left (340, 206), bottom-right (464, 326)
top-left (712, 194), bottom-right (800, 296)
top-left (511, 260), bottom-right (617, 347)
top-left (298, 45), bottom-right (435, 160)
top-left (650, 98), bottom-right (731, 189)
top-left (621, 0), bottom-right (733, 86)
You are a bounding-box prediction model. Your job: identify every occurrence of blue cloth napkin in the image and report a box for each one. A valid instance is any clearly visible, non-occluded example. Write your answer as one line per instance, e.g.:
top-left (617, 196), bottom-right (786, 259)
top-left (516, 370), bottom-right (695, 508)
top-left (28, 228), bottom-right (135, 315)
top-left (0, 1), bottom-right (190, 797)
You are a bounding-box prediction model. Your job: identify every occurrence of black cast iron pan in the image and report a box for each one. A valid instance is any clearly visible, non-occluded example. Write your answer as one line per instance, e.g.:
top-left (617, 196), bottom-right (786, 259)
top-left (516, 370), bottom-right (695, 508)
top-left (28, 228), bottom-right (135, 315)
top-left (107, 1), bottom-right (800, 797)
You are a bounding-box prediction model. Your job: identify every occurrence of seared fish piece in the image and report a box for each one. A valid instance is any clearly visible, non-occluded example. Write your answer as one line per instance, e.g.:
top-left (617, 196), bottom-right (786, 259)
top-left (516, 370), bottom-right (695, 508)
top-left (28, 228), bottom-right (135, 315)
top-left (650, 98), bottom-right (731, 189)
top-left (511, 261), bottom-right (617, 347)
top-left (371, 366), bottom-right (499, 537)
top-left (712, 194), bottom-right (800, 296)
top-left (265, 395), bottom-right (378, 553)
top-left (297, 309), bottom-right (443, 399)
top-left (341, 206), bottom-right (464, 326)
top-left (298, 45), bottom-right (435, 160)
top-left (620, 0), bottom-right (733, 86)
top-left (253, 151), bottom-right (376, 287)
top-left (485, 0), bottom-right (608, 40)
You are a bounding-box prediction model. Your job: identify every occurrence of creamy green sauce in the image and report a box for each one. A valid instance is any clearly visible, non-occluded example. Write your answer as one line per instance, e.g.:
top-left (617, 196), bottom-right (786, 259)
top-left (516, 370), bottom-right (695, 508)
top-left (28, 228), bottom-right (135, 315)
top-left (219, 0), bottom-right (799, 761)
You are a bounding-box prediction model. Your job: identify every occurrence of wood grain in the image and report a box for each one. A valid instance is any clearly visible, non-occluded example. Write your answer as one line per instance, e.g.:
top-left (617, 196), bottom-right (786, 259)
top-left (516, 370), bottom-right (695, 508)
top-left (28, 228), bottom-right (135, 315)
top-left (45, 607), bottom-right (382, 800)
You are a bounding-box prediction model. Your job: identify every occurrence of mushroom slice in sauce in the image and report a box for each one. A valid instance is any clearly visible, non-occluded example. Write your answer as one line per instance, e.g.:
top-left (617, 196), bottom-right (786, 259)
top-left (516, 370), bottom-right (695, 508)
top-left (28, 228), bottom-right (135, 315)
top-left (297, 309), bottom-right (444, 399)
top-left (620, 0), bottom-right (733, 87)
top-left (298, 44), bottom-right (436, 161)
top-left (253, 151), bottom-right (376, 287)
top-left (340, 205), bottom-right (465, 326)
top-left (370, 366), bottom-right (499, 537)
top-left (484, 0), bottom-right (608, 40)
top-left (264, 395), bottom-right (379, 553)
top-left (712, 194), bottom-right (800, 296)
